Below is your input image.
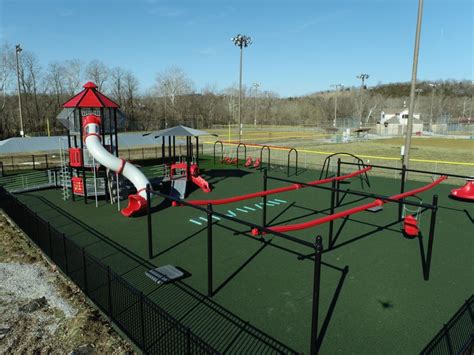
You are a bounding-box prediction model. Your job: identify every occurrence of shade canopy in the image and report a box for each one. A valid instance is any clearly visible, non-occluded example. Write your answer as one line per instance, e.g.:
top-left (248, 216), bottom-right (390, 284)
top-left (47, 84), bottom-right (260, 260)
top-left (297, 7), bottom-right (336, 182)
top-left (62, 82), bottom-right (119, 108)
top-left (150, 125), bottom-right (217, 138)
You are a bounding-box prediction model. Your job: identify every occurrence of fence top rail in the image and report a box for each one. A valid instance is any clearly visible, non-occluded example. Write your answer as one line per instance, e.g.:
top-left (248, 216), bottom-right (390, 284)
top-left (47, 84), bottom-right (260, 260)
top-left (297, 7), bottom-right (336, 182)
top-left (267, 175), bottom-right (437, 209)
top-left (340, 161), bottom-right (473, 179)
top-left (149, 189), bottom-right (314, 248)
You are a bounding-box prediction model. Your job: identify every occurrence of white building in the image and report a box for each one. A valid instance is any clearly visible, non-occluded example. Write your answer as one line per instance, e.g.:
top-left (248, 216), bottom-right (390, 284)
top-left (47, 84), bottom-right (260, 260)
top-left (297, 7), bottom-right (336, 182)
top-left (376, 108), bottom-right (423, 135)
top-left (379, 108), bottom-right (421, 125)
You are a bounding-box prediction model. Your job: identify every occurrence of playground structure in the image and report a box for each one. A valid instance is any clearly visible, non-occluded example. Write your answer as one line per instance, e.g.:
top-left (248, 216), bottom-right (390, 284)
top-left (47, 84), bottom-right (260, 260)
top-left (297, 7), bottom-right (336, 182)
top-left (56, 82), bottom-right (213, 217)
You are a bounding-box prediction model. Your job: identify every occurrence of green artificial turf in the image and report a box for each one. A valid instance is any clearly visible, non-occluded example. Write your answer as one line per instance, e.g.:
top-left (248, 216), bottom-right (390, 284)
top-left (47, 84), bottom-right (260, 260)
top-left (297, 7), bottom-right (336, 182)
top-left (13, 158), bottom-right (473, 354)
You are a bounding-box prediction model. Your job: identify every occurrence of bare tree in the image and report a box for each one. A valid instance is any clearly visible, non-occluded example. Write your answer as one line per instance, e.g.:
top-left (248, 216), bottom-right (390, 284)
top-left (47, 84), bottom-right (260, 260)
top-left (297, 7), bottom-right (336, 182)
top-left (85, 60), bottom-right (109, 91)
top-left (154, 66), bottom-right (194, 106)
top-left (110, 67), bottom-right (126, 107)
top-left (63, 59), bottom-right (83, 95)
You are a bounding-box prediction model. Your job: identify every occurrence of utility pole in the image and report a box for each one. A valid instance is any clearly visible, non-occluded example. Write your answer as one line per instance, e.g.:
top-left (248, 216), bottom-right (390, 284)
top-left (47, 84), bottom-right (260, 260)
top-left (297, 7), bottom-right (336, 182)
top-left (403, 0), bottom-right (424, 170)
top-left (15, 44), bottom-right (25, 137)
top-left (231, 34), bottom-right (252, 142)
top-left (330, 84), bottom-right (343, 128)
top-left (356, 74), bottom-right (369, 128)
top-left (253, 82), bottom-right (260, 126)
top-left (428, 83), bottom-right (437, 131)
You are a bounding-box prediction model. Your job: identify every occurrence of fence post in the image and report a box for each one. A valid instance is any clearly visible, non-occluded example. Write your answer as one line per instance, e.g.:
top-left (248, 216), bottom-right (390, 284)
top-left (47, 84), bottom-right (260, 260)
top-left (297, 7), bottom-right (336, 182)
top-left (140, 292), bottom-right (146, 349)
top-left (186, 327), bottom-right (192, 354)
top-left (107, 266), bottom-right (113, 318)
top-left (444, 324), bottom-right (453, 354)
top-left (207, 203), bottom-right (213, 297)
top-left (82, 247), bottom-right (88, 292)
top-left (310, 235), bottom-right (323, 355)
top-left (32, 155), bottom-right (36, 170)
top-left (424, 194), bottom-right (438, 281)
top-left (47, 222), bottom-right (53, 257)
top-left (62, 233), bottom-right (69, 275)
top-left (45, 154), bottom-right (49, 169)
top-left (262, 168), bottom-right (267, 228)
top-left (146, 184), bottom-right (153, 259)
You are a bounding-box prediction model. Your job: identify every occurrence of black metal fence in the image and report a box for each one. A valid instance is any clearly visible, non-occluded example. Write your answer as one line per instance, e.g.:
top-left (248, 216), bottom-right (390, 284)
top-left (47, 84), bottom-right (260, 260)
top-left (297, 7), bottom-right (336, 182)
top-left (420, 295), bottom-right (473, 354)
top-left (0, 186), bottom-right (218, 354)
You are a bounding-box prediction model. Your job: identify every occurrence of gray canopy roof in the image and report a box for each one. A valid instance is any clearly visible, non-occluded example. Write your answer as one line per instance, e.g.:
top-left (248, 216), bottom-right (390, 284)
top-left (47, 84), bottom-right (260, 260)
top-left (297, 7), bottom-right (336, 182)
top-left (150, 125), bottom-right (217, 138)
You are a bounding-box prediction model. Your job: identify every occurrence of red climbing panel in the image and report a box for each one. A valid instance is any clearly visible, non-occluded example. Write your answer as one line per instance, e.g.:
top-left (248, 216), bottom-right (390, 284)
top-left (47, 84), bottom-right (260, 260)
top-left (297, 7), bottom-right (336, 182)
top-left (69, 148), bottom-right (83, 167)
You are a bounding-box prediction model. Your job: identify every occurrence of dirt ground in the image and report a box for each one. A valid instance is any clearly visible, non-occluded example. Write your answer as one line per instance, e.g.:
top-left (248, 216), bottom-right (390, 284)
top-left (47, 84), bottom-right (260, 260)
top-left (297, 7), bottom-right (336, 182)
top-left (0, 211), bottom-right (134, 354)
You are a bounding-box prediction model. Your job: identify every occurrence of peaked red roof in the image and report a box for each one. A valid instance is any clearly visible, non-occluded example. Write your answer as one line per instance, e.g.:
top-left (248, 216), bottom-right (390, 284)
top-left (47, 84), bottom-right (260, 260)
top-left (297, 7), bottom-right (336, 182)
top-left (62, 81), bottom-right (119, 108)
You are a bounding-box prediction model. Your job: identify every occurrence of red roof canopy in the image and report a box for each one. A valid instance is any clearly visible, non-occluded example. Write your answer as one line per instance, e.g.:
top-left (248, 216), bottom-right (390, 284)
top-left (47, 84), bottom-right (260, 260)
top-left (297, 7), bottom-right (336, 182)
top-left (62, 81), bottom-right (119, 108)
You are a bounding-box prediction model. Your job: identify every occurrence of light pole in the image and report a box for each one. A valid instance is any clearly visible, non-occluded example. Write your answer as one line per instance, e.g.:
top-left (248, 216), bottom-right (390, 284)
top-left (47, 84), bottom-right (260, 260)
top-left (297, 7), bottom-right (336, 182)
top-left (253, 82), bottom-right (260, 127)
top-left (231, 34), bottom-right (252, 142)
top-left (15, 44), bottom-right (25, 137)
top-left (403, 0), bottom-right (424, 170)
top-left (330, 84), bottom-right (343, 127)
top-left (414, 88), bottom-right (423, 112)
top-left (356, 74), bottom-right (369, 127)
top-left (428, 83), bottom-right (437, 131)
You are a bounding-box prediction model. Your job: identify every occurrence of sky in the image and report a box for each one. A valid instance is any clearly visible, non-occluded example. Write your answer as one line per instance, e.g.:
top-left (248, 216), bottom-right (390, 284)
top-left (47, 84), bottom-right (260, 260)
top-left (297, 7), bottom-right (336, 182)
top-left (0, 0), bottom-right (472, 97)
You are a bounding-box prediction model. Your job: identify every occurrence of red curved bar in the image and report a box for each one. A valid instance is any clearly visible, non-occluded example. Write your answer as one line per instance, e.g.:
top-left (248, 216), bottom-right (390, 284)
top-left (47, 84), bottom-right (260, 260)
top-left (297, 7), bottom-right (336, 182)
top-left (177, 166), bottom-right (372, 207)
top-left (254, 175), bottom-right (447, 235)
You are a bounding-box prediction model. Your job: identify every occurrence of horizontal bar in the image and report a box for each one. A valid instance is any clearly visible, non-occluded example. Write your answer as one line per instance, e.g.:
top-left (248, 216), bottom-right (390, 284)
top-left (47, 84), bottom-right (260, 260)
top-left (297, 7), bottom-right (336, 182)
top-left (340, 161), bottom-right (471, 179)
top-left (267, 175), bottom-right (435, 209)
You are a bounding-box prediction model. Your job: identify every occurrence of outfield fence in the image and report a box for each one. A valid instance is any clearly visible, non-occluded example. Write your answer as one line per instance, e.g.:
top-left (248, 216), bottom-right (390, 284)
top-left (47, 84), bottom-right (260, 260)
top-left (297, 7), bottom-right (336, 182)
top-left (203, 141), bottom-right (473, 184)
top-left (420, 295), bottom-right (473, 355)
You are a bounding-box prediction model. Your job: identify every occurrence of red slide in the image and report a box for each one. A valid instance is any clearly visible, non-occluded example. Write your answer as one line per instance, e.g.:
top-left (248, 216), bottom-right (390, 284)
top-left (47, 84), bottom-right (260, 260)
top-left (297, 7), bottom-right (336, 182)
top-left (252, 175), bottom-right (447, 235)
top-left (190, 164), bottom-right (212, 193)
top-left (121, 194), bottom-right (148, 217)
top-left (192, 175), bottom-right (211, 193)
top-left (174, 166), bottom-right (372, 207)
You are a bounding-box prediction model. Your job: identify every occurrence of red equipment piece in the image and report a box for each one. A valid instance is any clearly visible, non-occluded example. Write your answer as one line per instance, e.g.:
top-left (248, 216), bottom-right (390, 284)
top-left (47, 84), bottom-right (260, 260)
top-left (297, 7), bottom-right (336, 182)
top-left (450, 179), bottom-right (474, 201)
top-left (71, 177), bottom-right (84, 195)
top-left (190, 164), bottom-right (211, 193)
top-left (252, 175), bottom-right (447, 235)
top-left (403, 215), bottom-right (419, 237)
top-left (175, 166), bottom-right (372, 207)
top-left (192, 176), bottom-right (211, 193)
top-left (121, 194), bottom-right (148, 217)
top-left (245, 157), bottom-right (253, 168)
top-left (69, 148), bottom-right (83, 168)
top-left (253, 158), bottom-right (261, 169)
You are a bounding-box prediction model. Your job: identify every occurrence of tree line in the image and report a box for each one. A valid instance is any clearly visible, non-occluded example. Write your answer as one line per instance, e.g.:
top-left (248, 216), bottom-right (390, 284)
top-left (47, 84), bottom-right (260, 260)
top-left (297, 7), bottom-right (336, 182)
top-left (0, 42), bottom-right (472, 139)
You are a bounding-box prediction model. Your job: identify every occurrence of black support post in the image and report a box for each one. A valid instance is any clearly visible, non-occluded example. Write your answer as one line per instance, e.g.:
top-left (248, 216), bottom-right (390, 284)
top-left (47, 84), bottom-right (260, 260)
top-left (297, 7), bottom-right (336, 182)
top-left (107, 266), bottom-right (113, 317)
top-left (262, 168), bottom-right (268, 228)
top-left (207, 203), bottom-right (213, 297)
top-left (310, 235), bottom-right (323, 355)
top-left (63, 233), bottom-right (69, 275)
top-left (45, 154), bottom-right (49, 169)
top-left (328, 179), bottom-right (336, 248)
top-left (32, 155), bottom-right (36, 170)
top-left (399, 164), bottom-right (406, 220)
top-left (140, 292), bottom-right (146, 348)
top-left (146, 184), bottom-right (153, 259)
top-left (82, 247), bottom-right (88, 292)
top-left (336, 158), bottom-right (341, 207)
top-left (424, 194), bottom-right (438, 281)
